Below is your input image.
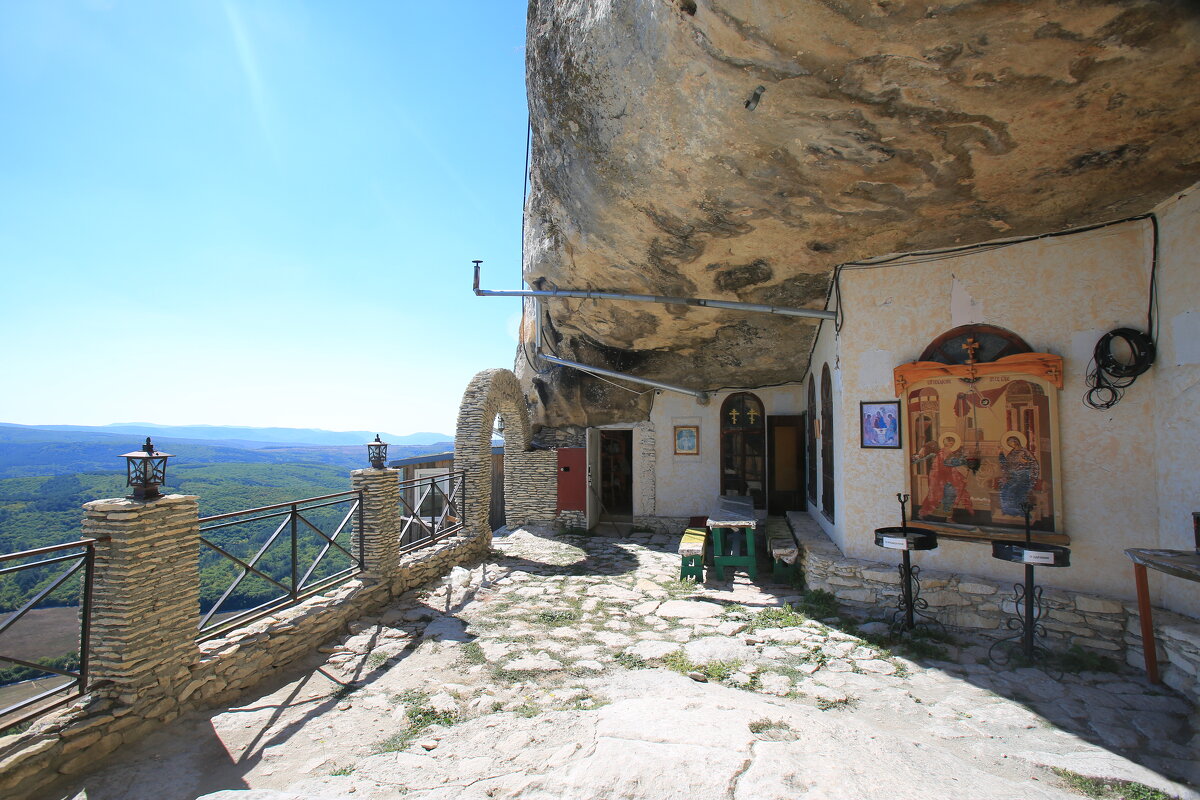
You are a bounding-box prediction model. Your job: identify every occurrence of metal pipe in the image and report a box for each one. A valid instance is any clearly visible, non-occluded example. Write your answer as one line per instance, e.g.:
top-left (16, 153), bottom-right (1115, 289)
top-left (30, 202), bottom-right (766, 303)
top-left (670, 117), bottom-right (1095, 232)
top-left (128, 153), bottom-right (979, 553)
top-left (539, 354), bottom-right (710, 404)
top-left (473, 261), bottom-right (835, 320)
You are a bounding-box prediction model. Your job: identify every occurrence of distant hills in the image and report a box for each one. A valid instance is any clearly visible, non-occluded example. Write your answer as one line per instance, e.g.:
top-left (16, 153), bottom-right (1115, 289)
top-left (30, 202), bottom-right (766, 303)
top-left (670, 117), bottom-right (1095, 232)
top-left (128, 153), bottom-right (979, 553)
top-left (0, 423), bottom-right (458, 479)
top-left (0, 422), bottom-right (452, 448)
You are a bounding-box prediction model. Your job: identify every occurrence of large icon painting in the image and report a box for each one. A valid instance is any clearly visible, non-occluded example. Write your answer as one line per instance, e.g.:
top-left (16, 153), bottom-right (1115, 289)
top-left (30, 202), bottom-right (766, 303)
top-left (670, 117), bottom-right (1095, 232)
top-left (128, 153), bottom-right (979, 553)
top-left (894, 342), bottom-right (1064, 536)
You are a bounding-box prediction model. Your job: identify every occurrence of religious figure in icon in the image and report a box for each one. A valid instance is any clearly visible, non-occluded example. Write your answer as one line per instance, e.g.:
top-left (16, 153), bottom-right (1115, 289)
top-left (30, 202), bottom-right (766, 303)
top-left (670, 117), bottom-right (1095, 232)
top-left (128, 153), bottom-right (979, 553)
top-left (997, 430), bottom-right (1040, 516)
top-left (913, 432), bottom-right (974, 518)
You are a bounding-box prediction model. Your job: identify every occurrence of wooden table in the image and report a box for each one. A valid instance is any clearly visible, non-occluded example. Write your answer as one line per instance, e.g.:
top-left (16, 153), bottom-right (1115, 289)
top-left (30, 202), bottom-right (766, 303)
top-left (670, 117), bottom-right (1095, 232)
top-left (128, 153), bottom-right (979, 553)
top-left (707, 495), bottom-right (758, 581)
top-left (1124, 548), bottom-right (1200, 683)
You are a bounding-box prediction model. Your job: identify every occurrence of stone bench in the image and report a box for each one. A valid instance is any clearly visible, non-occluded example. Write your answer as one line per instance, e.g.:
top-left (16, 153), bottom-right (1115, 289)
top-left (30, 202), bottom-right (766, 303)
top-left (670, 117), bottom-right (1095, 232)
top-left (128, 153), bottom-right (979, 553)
top-left (678, 527), bottom-right (708, 581)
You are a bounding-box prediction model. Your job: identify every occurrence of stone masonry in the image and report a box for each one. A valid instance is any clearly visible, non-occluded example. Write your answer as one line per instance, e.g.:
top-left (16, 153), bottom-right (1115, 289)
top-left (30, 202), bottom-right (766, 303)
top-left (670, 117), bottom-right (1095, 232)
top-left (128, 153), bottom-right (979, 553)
top-left (454, 368), bottom-right (532, 545)
top-left (0, 482), bottom-right (490, 800)
top-left (455, 367), bottom-right (560, 530)
top-left (503, 449), bottom-right (557, 526)
top-left (351, 467), bottom-right (402, 579)
top-left (788, 511), bottom-right (1200, 705)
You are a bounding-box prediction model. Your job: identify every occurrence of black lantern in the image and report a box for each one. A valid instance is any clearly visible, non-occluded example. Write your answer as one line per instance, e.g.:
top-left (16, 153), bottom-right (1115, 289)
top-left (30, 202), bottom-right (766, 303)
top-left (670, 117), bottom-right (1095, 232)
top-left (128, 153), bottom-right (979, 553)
top-left (121, 437), bottom-right (173, 500)
top-left (367, 434), bottom-right (388, 469)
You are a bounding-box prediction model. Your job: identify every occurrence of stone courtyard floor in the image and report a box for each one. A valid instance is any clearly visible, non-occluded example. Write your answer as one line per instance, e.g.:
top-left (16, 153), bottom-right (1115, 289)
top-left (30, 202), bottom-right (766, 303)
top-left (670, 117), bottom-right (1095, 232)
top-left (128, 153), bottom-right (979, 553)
top-left (52, 524), bottom-right (1198, 800)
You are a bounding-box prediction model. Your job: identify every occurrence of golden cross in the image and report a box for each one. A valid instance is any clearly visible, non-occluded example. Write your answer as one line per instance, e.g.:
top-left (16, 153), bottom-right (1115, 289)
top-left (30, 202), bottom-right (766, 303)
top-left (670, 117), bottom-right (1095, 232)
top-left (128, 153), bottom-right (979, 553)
top-left (729, 408), bottom-right (740, 425)
top-left (747, 407), bottom-right (759, 425)
top-left (962, 337), bottom-right (981, 364)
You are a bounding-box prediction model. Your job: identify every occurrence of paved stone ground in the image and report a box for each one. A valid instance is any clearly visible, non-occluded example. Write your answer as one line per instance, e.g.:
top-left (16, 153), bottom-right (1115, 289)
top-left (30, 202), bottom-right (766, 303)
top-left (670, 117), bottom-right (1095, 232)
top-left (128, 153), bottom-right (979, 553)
top-left (53, 524), bottom-right (1198, 800)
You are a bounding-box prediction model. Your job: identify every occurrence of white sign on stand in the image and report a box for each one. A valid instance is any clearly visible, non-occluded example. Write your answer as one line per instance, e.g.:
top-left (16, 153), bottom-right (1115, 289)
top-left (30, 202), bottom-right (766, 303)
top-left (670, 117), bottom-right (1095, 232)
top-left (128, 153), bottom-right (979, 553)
top-left (1022, 549), bottom-right (1056, 565)
top-left (881, 536), bottom-right (909, 551)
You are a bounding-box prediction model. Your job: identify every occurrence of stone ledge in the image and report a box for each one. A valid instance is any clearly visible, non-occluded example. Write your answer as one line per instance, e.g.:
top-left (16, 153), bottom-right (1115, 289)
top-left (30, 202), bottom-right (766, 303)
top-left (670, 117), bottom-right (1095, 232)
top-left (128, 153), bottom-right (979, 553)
top-left (786, 511), bottom-right (1199, 706)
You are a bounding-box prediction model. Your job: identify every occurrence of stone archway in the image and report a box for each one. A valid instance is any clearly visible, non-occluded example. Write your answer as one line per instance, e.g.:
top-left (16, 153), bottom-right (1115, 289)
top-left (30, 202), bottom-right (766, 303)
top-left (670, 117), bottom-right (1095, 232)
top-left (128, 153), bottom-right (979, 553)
top-left (455, 368), bottom-right (532, 540)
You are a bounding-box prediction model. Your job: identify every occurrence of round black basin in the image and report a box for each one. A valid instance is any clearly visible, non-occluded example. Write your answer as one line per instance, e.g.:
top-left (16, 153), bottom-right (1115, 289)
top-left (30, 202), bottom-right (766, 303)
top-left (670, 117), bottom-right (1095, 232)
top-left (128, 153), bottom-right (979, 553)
top-left (874, 526), bottom-right (939, 552)
top-left (991, 540), bottom-right (1071, 567)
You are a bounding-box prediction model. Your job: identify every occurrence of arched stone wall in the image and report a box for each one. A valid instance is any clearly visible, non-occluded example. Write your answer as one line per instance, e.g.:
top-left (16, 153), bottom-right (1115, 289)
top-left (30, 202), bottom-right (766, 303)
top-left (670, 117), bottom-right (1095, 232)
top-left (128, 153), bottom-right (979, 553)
top-left (455, 368), bottom-right (536, 538)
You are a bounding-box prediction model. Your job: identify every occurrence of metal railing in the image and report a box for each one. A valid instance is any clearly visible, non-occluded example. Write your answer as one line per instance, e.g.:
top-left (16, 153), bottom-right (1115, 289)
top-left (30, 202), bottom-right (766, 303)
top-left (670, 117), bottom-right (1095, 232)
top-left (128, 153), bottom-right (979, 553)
top-left (398, 470), bottom-right (465, 554)
top-left (0, 539), bottom-right (95, 730)
top-left (198, 491), bottom-right (364, 640)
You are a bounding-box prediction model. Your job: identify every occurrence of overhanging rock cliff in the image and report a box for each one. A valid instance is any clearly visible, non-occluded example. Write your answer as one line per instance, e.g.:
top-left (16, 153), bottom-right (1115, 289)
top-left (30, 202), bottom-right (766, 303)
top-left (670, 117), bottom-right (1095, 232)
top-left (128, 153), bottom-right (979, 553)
top-left (518, 0), bottom-right (1200, 429)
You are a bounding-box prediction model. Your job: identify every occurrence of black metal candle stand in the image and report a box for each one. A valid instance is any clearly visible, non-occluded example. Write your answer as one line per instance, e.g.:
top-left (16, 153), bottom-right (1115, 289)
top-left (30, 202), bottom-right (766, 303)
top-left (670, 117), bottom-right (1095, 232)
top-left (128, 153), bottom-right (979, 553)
top-left (988, 540), bottom-right (1071, 672)
top-left (873, 526), bottom-right (941, 636)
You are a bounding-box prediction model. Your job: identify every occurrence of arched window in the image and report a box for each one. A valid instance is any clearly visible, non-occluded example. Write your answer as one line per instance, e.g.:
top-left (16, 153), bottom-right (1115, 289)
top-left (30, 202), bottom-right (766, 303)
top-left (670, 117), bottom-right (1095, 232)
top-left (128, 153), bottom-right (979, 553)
top-left (919, 324), bottom-right (1031, 365)
top-left (806, 377), bottom-right (817, 504)
top-left (720, 392), bottom-right (766, 507)
top-left (820, 364), bottom-right (834, 520)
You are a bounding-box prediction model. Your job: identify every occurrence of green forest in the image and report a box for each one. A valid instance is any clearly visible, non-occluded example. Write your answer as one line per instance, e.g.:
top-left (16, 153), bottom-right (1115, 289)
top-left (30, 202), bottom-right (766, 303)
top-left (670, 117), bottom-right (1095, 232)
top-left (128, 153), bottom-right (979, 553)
top-left (0, 462), bottom-right (357, 615)
top-left (0, 428), bottom-right (456, 686)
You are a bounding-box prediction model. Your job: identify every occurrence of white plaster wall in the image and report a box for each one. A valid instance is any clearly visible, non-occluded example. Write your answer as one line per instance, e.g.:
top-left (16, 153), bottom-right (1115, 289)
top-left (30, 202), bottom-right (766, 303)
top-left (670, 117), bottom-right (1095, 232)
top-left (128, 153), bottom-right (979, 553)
top-left (1153, 185), bottom-right (1200, 618)
top-left (646, 384), bottom-right (805, 519)
top-left (818, 190), bottom-right (1199, 617)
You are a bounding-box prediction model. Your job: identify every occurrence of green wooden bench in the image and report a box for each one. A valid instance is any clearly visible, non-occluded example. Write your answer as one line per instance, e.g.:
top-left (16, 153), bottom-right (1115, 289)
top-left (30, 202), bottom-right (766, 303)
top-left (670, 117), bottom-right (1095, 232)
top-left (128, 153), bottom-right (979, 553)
top-left (678, 527), bottom-right (708, 581)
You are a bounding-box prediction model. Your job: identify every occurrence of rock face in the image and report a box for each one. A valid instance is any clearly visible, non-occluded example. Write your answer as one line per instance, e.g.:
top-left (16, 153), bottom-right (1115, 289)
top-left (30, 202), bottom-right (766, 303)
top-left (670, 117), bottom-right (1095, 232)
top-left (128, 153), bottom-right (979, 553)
top-left (518, 0), bottom-right (1200, 428)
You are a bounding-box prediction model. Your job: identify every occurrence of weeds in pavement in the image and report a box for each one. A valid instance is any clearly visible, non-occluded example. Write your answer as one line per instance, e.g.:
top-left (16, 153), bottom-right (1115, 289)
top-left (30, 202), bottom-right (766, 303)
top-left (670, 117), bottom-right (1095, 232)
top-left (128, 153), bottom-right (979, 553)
top-left (816, 696), bottom-right (858, 711)
top-left (1052, 768), bottom-right (1177, 800)
top-left (749, 719), bottom-right (794, 734)
top-left (374, 692), bottom-right (461, 753)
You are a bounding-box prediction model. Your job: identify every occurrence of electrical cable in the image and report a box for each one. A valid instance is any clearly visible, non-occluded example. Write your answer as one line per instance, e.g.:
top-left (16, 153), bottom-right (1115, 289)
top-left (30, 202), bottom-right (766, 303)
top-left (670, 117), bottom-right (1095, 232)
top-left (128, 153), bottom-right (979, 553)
top-left (1081, 215), bottom-right (1158, 410)
top-left (835, 213), bottom-right (1154, 272)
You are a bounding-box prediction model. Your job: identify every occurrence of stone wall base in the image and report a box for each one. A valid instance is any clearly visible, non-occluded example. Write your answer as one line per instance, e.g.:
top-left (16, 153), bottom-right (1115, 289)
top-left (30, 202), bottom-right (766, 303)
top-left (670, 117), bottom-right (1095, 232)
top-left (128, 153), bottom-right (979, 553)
top-left (0, 528), bottom-right (490, 800)
top-left (787, 512), bottom-right (1200, 705)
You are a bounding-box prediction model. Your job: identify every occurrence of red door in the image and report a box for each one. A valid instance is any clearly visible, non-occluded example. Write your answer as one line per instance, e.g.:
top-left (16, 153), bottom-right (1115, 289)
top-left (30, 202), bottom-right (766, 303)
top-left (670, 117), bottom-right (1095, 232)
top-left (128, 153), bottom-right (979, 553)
top-left (557, 448), bottom-right (587, 512)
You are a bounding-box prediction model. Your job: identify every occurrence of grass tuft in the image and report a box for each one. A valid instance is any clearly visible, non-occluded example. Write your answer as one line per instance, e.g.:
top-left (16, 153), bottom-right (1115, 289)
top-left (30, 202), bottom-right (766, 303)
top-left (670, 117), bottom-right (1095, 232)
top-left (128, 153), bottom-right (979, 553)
top-left (748, 718), bottom-right (794, 734)
top-left (1053, 645), bottom-right (1120, 674)
top-left (751, 603), bottom-right (808, 630)
top-left (459, 641), bottom-right (487, 666)
top-left (373, 690), bottom-right (461, 753)
top-left (664, 578), bottom-right (699, 597)
top-left (615, 652), bottom-right (648, 670)
top-left (1052, 768), bottom-right (1178, 800)
top-left (815, 695), bottom-right (859, 712)
top-left (536, 608), bottom-right (582, 625)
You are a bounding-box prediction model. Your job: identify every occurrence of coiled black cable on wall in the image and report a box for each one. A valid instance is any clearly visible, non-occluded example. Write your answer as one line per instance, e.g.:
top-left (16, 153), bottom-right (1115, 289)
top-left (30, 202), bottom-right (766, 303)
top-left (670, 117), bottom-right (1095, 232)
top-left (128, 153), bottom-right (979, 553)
top-left (1083, 215), bottom-right (1159, 410)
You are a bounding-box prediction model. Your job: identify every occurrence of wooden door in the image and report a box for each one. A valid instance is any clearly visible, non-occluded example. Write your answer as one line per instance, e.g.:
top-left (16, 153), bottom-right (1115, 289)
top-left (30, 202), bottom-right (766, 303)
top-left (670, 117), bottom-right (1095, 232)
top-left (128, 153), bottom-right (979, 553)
top-left (767, 415), bottom-right (804, 515)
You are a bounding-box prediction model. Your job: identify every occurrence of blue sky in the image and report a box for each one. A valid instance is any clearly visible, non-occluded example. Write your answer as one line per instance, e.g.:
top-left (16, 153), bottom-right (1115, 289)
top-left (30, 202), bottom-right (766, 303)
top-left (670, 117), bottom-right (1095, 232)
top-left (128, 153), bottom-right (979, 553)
top-left (0, 1), bottom-right (529, 436)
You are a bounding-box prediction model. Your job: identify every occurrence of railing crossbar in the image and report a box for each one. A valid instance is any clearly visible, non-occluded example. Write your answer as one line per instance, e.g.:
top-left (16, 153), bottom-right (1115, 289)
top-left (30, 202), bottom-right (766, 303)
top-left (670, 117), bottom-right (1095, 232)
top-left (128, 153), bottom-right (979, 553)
top-left (294, 504), bottom-right (359, 590)
top-left (0, 681), bottom-right (76, 724)
top-left (197, 492), bottom-right (363, 636)
top-left (198, 495), bottom-right (356, 534)
top-left (0, 557), bottom-right (84, 638)
top-left (199, 490), bottom-right (361, 523)
top-left (0, 653), bottom-right (78, 679)
top-left (0, 538), bottom-right (98, 564)
top-left (198, 567), bottom-right (358, 641)
top-left (0, 550), bottom-right (85, 577)
top-left (197, 518), bottom-right (294, 631)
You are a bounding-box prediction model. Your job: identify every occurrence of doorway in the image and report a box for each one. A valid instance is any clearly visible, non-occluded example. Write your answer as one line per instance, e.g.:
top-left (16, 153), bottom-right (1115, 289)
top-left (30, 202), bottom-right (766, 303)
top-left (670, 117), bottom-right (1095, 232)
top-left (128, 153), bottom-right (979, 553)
top-left (767, 415), bottom-right (805, 515)
top-left (599, 429), bottom-right (634, 517)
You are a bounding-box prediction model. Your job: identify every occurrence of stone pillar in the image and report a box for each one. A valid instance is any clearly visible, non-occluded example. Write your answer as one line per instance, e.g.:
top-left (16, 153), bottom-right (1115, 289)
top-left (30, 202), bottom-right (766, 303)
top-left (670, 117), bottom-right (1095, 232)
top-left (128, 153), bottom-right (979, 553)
top-left (350, 468), bottom-right (401, 581)
top-left (82, 494), bottom-right (200, 708)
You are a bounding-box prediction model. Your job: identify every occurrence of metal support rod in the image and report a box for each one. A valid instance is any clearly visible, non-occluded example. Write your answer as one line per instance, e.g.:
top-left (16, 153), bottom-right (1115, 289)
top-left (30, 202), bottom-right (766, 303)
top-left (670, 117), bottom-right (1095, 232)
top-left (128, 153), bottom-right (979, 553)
top-left (473, 260), bottom-right (835, 321)
top-left (79, 543), bottom-right (94, 693)
top-left (1024, 563), bottom-right (1036, 660)
top-left (539, 353), bottom-right (710, 404)
top-left (901, 550), bottom-right (915, 631)
top-left (290, 504), bottom-right (298, 601)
